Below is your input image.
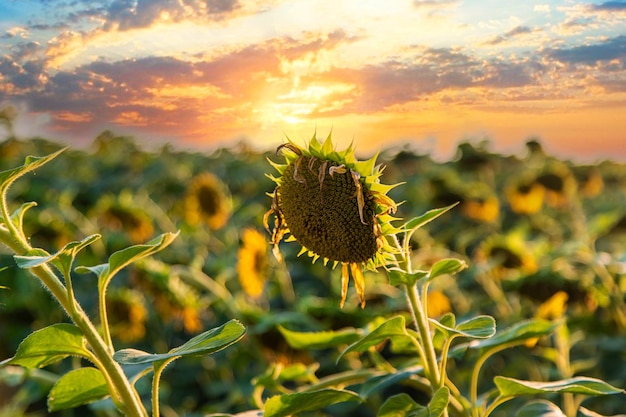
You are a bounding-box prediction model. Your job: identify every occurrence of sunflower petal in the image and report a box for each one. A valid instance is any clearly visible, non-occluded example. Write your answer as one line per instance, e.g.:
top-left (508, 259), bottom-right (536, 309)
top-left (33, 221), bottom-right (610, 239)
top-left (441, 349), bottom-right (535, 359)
top-left (350, 263), bottom-right (366, 308)
top-left (340, 263), bottom-right (349, 308)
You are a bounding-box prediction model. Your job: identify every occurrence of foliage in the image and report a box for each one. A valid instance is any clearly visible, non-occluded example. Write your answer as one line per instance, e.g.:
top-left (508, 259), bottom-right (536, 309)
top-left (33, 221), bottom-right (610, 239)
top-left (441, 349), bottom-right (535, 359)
top-left (1, 131), bottom-right (625, 416)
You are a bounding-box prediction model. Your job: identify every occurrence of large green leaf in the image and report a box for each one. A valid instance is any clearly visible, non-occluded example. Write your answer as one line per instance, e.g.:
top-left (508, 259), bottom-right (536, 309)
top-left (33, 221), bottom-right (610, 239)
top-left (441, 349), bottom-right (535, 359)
top-left (377, 387), bottom-right (449, 417)
top-left (430, 314), bottom-right (496, 340)
top-left (114, 319), bottom-right (246, 365)
top-left (15, 234), bottom-right (101, 277)
top-left (377, 393), bottom-right (424, 417)
top-left (473, 319), bottom-right (558, 350)
top-left (428, 258), bottom-right (467, 281)
top-left (337, 316), bottom-right (413, 363)
top-left (76, 232), bottom-right (179, 285)
top-left (359, 366), bottom-right (423, 399)
top-left (0, 324), bottom-right (90, 368)
top-left (264, 389), bottom-right (362, 417)
top-left (388, 258), bottom-right (466, 287)
top-left (0, 148), bottom-right (66, 192)
top-left (403, 203), bottom-right (459, 232)
top-left (388, 269), bottom-right (428, 287)
top-left (278, 325), bottom-right (362, 349)
top-left (106, 232), bottom-right (178, 280)
top-left (494, 376), bottom-right (624, 397)
top-left (516, 400), bottom-right (566, 417)
top-left (8, 201), bottom-right (37, 232)
top-left (47, 367), bottom-right (109, 412)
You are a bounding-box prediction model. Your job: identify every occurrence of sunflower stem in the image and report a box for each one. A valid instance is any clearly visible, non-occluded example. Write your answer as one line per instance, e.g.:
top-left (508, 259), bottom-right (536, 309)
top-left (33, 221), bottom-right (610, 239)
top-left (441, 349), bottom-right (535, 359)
top-left (405, 282), bottom-right (442, 391)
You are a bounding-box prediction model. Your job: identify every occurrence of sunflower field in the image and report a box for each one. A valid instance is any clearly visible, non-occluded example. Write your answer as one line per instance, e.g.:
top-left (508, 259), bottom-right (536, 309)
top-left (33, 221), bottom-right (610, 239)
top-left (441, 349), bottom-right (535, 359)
top-left (0, 130), bottom-right (625, 417)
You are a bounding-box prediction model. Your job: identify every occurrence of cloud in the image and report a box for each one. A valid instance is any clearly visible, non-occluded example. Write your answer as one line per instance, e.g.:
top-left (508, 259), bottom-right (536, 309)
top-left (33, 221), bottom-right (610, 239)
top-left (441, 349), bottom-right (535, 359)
top-left (413, 0), bottom-right (459, 8)
top-left (534, 4), bottom-right (551, 13)
top-left (102, 0), bottom-right (249, 31)
top-left (483, 25), bottom-right (535, 46)
top-left (590, 1), bottom-right (626, 12)
top-left (548, 35), bottom-right (626, 65)
top-left (0, 30), bottom-right (358, 140)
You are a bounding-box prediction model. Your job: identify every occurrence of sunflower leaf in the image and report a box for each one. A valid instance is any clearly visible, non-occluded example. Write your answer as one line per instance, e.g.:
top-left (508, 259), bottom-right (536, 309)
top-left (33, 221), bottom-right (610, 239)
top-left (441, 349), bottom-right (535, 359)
top-left (47, 367), bottom-right (109, 412)
top-left (114, 319), bottom-right (246, 365)
top-left (278, 325), bottom-right (362, 349)
top-left (403, 203), bottom-right (459, 233)
top-left (14, 234), bottom-right (101, 278)
top-left (516, 400), bottom-right (566, 417)
top-left (337, 316), bottom-right (412, 363)
top-left (1, 324), bottom-right (89, 368)
top-left (428, 258), bottom-right (467, 282)
top-left (494, 376), bottom-right (624, 397)
top-left (388, 268), bottom-right (428, 286)
top-left (0, 148), bottom-right (66, 192)
top-left (430, 315), bottom-right (495, 340)
top-left (264, 389), bottom-right (362, 417)
top-left (377, 387), bottom-right (449, 417)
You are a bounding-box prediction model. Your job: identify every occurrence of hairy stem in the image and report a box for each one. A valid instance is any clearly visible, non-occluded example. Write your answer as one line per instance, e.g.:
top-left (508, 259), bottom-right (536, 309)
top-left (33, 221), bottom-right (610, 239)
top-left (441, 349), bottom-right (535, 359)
top-left (0, 225), bottom-right (148, 417)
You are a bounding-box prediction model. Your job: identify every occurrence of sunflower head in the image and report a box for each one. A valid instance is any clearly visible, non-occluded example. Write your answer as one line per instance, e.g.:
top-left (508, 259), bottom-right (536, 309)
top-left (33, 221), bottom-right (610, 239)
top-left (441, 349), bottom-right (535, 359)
top-left (184, 172), bottom-right (232, 230)
top-left (264, 132), bottom-right (400, 308)
top-left (506, 180), bottom-right (545, 215)
top-left (237, 228), bottom-right (269, 298)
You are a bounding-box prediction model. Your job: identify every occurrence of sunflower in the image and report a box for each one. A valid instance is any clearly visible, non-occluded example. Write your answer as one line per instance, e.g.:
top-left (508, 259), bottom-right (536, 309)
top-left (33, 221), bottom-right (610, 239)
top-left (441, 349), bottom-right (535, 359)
top-left (475, 234), bottom-right (538, 280)
top-left (535, 164), bottom-right (575, 208)
top-left (237, 228), bottom-right (269, 298)
top-left (184, 172), bottom-right (232, 230)
top-left (461, 184), bottom-right (499, 223)
top-left (264, 132), bottom-right (400, 308)
top-left (93, 192), bottom-right (154, 244)
top-left (575, 166), bottom-right (604, 198)
top-left (107, 288), bottom-right (148, 343)
top-left (506, 180), bottom-right (545, 215)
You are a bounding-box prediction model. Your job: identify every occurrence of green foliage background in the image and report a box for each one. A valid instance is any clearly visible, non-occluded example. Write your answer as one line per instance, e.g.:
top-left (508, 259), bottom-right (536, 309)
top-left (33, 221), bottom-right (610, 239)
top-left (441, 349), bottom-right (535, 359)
top-left (1, 132), bottom-right (625, 416)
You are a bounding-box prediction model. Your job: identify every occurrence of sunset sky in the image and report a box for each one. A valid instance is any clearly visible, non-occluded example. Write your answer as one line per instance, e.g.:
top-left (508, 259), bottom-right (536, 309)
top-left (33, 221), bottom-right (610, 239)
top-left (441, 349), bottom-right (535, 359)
top-left (1, 0), bottom-right (625, 161)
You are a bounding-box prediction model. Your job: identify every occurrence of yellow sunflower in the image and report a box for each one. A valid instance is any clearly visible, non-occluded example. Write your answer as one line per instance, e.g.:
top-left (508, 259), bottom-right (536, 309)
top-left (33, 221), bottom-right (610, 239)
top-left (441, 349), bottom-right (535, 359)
top-left (576, 166), bottom-right (604, 198)
top-left (107, 288), bottom-right (148, 343)
top-left (264, 132), bottom-right (400, 308)
top-left (93, 192), bottom-right (154, 244)
top-left (461, 185), bottom-right (500, 223)
top-left (536, 164), bottom-right (575, 208)
top-left (475, 234), bottom-right (538, 280)
top-left (506, 180), bottom-right (545, 215)
top-left (184, 172), bottom-right (232, 230)
top-left (237, 228), bottom-right (269, 298)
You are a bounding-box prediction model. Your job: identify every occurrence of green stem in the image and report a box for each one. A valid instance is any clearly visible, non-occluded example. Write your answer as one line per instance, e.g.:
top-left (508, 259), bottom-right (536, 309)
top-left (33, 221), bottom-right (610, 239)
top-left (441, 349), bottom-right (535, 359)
top-left (470, 342), bottom-right (520, 417)
top-left (405, 283), bottom-right (441, 390)
top-left (0, 228), bottom-right (148, 417)
top-left (152, 358), bottom-right (177, 417)
top-left (98, 279), bottom-right (114, 352)
top-left (482, 396), bottom-right (513, 417)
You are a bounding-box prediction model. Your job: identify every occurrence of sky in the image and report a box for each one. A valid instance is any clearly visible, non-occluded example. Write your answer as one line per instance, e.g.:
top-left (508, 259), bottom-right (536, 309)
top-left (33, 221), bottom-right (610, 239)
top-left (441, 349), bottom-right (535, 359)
top-left (1, 0), bottom-right (626, 162)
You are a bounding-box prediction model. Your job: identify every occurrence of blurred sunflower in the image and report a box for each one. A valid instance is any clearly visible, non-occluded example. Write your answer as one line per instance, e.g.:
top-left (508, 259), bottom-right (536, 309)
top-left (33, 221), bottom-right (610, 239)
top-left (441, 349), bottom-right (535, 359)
top-left (92, 192), bottom-right (154, 244)
top-left (264, 132), bottom-right (400, 308)
top-left (526, 291), bottom-right (568, 348)
top-left (133, 259), bottom-right (204, 334)
top-left (107, 288), bottom-right (148, 343)
top-left (506, 180), bottom-right (545, 215)
top-left (575, 166), bottom-right (604, 198)
top-left (184, 172), bottom-right (232, 230)
top-left (475, 234), bottom-right (537, 280)
top-left (461, 184), bottom-right (499, 223)
top-left (536, 164), bottom-right (575, 208)
top-left (427, 290), bottom-right (452, 318)
top-left (237, 228), bottom-right (269, 298)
